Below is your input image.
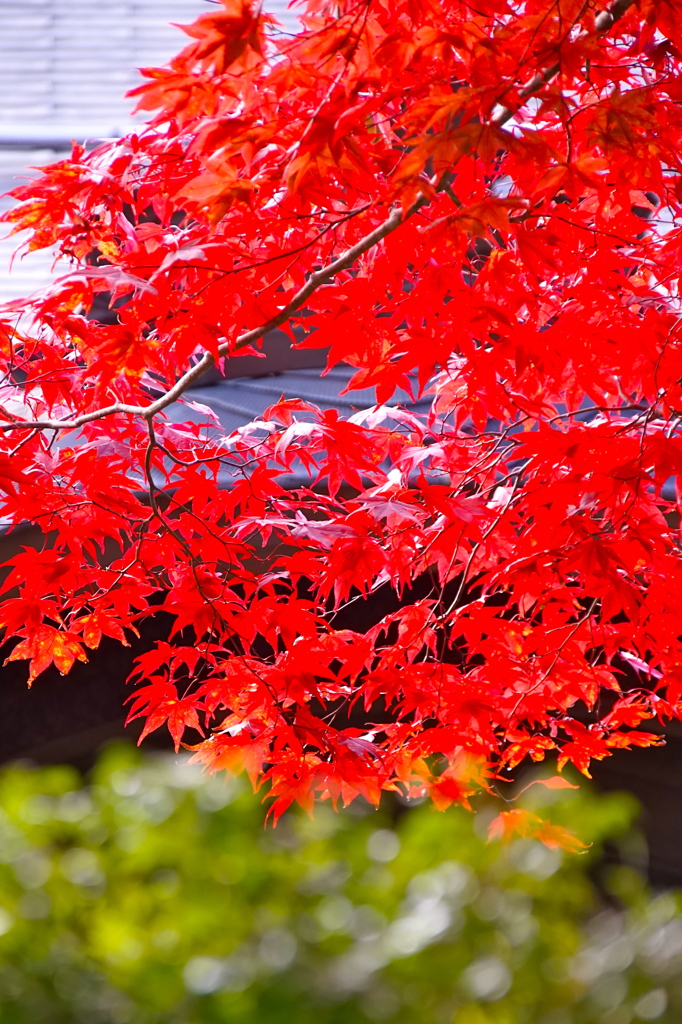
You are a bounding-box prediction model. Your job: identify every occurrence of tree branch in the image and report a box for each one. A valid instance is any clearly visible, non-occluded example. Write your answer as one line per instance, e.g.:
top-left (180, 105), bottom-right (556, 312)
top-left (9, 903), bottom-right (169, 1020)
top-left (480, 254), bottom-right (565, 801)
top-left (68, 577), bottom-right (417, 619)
top-left (0, 197), bottom-right (429, 433)
top-left (492, 0), bottom-right (635, 126)
top-left (1, 0), bottom-right (637, 436)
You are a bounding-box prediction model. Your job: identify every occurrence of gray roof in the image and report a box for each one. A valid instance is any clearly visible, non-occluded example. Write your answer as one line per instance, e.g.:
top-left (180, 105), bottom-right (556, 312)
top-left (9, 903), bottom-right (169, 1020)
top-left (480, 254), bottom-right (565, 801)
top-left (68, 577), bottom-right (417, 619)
top-left (0, 0), bottom-right (299, 304)
top-left (183, 364), bottom-right (431, 428)
top-left (168, 364), bottom-right (432, 488)
top-left (0, 0), bottom-right (298, 138)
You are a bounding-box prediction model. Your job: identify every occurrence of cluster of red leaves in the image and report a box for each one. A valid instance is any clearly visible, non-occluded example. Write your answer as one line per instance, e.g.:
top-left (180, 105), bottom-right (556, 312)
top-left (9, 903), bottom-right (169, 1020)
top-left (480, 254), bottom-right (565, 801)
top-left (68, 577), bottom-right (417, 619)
top-left (2, 0), bottom-right (682, 830)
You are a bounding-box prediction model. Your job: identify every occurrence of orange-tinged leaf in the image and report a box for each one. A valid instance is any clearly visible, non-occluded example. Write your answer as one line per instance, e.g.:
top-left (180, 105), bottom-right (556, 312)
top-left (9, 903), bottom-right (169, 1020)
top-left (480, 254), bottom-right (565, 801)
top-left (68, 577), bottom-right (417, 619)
top-left (5, 627), bottom-right (87, 684)
top-left (534, 821), bottom-right (589, 854)
top-left (488, 808), bottom-right (588, 853)
top-left (488, 808), bottom-right (539, 843)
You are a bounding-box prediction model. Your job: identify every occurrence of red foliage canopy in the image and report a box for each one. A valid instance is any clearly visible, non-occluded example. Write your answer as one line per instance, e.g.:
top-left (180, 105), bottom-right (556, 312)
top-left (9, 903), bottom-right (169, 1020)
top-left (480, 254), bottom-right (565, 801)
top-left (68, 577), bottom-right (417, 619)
top-left (2, 0), bottom-right (682, 823)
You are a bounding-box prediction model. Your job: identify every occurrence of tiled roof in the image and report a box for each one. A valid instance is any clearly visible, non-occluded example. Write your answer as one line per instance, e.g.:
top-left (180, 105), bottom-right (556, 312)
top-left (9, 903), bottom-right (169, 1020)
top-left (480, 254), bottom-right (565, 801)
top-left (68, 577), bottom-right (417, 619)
top-left (0, 0), bottom-right (298, 137)
top-left (0, 0), bottom-right (299, 304)
top-left (162, 365), bottom-right (432, 489)
top-left (1, 150), bottom-right (66, 305)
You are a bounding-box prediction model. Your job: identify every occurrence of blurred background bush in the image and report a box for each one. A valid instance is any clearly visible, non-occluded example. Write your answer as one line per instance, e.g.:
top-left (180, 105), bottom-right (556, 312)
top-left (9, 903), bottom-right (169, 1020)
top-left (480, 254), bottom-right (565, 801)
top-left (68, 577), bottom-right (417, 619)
top-left (0, 744), bottom-right (677, 1024)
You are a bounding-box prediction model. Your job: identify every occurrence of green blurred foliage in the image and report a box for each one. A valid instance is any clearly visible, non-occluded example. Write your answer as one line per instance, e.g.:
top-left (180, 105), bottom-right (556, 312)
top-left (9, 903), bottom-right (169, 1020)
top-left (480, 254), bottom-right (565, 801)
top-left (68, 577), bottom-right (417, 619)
top-left (0, 745), bottom-right (678, 1024)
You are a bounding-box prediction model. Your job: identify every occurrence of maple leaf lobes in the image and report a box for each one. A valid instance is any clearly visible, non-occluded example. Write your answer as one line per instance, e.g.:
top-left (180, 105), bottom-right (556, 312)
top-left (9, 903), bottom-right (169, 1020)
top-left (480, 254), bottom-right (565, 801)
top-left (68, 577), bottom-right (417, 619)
top-left (0, 0), bottom-right (680, 835)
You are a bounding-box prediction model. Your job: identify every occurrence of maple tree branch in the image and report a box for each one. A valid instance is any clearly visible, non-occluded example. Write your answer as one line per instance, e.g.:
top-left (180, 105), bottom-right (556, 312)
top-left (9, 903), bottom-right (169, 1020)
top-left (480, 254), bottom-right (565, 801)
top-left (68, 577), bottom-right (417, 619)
top-left (144, 422), bottom-right (196, 562)
top-left (0, 197), bottom-right (429, 434)
top-left (501, 597), bottom-right (601, 747)
top-left (492, 0), bottom-right (636, 127)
